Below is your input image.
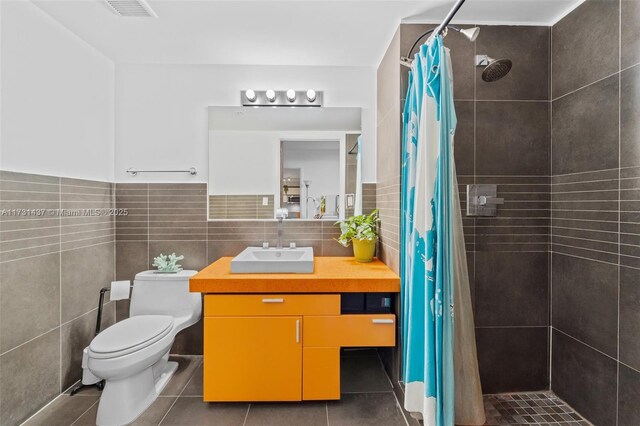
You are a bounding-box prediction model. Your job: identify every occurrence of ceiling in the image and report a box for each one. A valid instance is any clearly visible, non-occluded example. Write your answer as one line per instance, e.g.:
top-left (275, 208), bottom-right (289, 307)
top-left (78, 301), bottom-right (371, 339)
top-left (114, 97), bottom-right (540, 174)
top-left (32, 0), bottom-right (584, 67)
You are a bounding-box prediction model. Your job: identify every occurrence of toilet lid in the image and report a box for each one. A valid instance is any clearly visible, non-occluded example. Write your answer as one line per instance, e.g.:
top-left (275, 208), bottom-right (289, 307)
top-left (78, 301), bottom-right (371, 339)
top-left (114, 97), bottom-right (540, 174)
top-left (90, 315), bottom-right (173, 356)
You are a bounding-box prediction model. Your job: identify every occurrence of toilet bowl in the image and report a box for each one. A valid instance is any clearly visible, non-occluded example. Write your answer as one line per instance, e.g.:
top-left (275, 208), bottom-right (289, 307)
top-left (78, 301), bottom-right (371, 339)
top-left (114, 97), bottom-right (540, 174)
top-left (88, 270), bottom-right (201, 426)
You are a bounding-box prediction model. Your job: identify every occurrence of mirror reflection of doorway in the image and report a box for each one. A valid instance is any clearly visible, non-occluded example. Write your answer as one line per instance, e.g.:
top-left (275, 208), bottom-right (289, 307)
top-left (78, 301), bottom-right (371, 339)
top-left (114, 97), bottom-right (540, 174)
top-left (280, 140), bottom-right (340, 219)
top-left (281, 168), bottom-right (301, 218)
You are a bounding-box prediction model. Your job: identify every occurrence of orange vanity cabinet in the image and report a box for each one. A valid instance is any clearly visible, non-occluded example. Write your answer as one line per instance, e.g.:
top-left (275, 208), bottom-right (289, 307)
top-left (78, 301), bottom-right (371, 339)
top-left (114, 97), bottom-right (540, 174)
top-left (191, 257), bottom-right (401, 403)
top-left (204, 316), bottom-right (303, 401)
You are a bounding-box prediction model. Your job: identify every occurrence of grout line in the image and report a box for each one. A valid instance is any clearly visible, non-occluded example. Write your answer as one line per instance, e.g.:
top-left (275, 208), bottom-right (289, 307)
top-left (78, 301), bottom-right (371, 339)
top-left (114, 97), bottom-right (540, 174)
top-left (241, 404), bottom-right (251, 426)
top-left (553, 327), bottom-right (618, 363)
top-left (375, 350), bottom-right (409, 426)
top-left (552, 167), bottom-right (621, 178)
top-left (620, 60), bottom-right (640, 74)
top-left (69, 399), bottom-right (100, 426)
top-left (550, 250), bottom-right (619, 267)
top-left (59, 177), bottom-right (62, 395)
top-left (18, 393), bottom-right (65, 425)
top-left (619, 360), bottom-right (640, 376)
top-left (326, 402), bottom-right (330, 426)
top-left (551, 234), bottom-right (619, 246)
top-left (552, 225), bottom-right (618, 235)
top-left (475, 325), bottom-right (548, 329)
top-left (0, 239), bottom-right (115, 262)
top-left (617, 3), bottom-right (622, 423)
top-left (551, 69), bottom-right (619, 102)
top-left (158, 358), bottom-right (198, 426)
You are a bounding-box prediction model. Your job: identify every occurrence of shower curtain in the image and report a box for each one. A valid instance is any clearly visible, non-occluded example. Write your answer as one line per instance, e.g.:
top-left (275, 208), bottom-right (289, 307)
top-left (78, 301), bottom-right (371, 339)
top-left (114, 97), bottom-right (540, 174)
top-left (401, 35), bottom-right (485, 426)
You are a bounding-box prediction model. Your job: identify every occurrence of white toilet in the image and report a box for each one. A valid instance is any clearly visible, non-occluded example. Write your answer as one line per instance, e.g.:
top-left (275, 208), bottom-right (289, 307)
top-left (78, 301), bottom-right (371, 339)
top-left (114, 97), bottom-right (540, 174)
top-left (88, 270), bottom-right (201, 426)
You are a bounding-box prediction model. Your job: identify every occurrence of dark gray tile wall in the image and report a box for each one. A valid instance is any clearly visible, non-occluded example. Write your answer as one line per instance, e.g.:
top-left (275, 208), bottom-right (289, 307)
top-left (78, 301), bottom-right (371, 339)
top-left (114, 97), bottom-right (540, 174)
top-left (454, 24), bottom-right (551, 394)
top-left (551, 0), bottom-right (619, 99)
top-left (551, 330), bottom-right (618, 426)
top-left (0, 171), bottom-right (116, 426)
top-left (550, 1), bottom-right (640, 424)
top-left (476, 327), bottom-right (549, 392)
top-left (385, 23), bottom-right (553, 395)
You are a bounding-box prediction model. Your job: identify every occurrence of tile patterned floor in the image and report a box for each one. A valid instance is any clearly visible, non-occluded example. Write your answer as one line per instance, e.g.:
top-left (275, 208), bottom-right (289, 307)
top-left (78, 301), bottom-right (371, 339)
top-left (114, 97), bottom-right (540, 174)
top-left (23, 350), bottom-right (409, 426)
top-left (483, 392), bottom-right (592, 426)
top-left (22, 351), bottom-right (592, 426)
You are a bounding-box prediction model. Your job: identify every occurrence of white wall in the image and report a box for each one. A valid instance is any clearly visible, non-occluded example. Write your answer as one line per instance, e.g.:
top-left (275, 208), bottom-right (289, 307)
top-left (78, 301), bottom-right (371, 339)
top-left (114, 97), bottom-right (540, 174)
top-left (1, 1), bottom-right (115, 181)
top-left (115, 64), bottom-right (376, 183)
top-left (209, 130), bottom-right (280, 195)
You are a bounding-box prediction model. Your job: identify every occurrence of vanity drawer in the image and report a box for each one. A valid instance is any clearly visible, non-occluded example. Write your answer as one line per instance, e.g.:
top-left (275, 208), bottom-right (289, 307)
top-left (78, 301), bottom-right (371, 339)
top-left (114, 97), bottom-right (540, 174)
top-left (304, 314), bottom-right (396, 347)
top-left (204, 294), bottom-right (340, 317)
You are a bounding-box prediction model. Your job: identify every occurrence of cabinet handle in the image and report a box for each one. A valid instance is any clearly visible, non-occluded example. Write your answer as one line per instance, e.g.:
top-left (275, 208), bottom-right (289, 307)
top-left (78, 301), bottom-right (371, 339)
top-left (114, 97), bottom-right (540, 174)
top-left (262, 298), bottom-right (284, 303)
top-left (295, 320), bottom-right (300, 343)
top-left (372, 319), bottom-right (394, 324)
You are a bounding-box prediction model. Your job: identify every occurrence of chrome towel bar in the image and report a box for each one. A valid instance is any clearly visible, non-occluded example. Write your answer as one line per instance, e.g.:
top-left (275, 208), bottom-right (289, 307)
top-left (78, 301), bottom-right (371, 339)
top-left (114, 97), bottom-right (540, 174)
top-left (126, 167), bottom-right (197, 176)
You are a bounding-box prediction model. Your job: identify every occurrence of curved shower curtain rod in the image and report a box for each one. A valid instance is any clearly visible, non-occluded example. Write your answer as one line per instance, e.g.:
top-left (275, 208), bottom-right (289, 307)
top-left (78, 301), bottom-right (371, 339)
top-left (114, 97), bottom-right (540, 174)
top-left (400, 0), bottom-right (468, 67)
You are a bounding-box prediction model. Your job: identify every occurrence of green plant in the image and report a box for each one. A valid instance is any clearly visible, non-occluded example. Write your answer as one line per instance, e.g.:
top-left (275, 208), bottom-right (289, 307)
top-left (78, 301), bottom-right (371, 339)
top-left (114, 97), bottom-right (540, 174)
top-left (335, 209), bottom-right (379, 247)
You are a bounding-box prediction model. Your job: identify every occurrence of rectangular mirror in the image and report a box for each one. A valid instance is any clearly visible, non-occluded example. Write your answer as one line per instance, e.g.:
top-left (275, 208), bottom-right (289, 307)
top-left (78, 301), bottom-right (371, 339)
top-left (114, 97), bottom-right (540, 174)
top-left (208, 107), bottom-right (362, 221)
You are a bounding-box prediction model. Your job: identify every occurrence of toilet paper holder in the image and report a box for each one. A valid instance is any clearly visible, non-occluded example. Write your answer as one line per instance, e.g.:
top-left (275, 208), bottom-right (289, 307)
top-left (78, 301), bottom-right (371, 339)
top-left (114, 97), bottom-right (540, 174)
top-left (69, 283), bottom-right (134, 396)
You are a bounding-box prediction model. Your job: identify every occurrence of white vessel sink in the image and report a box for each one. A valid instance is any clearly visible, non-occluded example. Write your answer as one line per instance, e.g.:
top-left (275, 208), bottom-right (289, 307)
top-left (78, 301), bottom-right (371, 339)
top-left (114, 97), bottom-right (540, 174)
top-left (230, 247), bottom-right (314, 274)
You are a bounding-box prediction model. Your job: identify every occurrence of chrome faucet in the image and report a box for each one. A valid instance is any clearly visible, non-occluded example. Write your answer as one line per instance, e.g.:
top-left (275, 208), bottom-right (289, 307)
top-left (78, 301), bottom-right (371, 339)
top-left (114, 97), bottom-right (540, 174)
top-left (275, 208), bottom-right (288, 249)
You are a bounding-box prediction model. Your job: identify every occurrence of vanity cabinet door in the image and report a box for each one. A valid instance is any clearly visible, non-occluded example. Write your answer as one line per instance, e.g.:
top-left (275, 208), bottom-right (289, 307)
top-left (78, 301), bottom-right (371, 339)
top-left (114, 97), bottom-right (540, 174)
top-left (204, 316), bottom-right (302, 402)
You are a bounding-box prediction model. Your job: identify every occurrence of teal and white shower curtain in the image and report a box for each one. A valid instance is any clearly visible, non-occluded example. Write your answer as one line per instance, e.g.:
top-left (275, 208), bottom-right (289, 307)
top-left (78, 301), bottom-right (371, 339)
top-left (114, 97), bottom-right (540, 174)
top-left (401, 35), bottom-right (485, 426)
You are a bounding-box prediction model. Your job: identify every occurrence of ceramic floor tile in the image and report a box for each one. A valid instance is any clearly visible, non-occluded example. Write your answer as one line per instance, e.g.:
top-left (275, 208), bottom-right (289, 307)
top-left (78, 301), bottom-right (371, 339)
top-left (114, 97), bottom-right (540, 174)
top-left (327, 393), bottom-right (407, 426)
top-left (341, 355), bottom-right (393, 393)
top-left (72, 396), bottom-right (177, 426)
top-left (23, 395), bottom-right (98, 426)
top-left (180, 363), bottom-right (203, 396)
top-left (160, 355), bottom-right (202, 396)
top-left (244, 402), bottom-right (328, 426)
top-left (482, 392), bottom-right (592, 425)
top-left (159, 398), bottom-right (249, 426)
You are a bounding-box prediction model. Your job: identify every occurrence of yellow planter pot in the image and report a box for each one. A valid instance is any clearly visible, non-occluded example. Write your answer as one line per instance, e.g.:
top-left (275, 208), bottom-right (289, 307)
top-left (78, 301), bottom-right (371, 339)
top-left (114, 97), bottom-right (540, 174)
top-left (352, 238), bottom-right (376, 263)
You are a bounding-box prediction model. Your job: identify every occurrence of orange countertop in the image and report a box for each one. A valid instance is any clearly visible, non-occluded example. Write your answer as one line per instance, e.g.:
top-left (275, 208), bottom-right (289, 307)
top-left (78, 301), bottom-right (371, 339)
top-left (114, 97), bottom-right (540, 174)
top-left (190, 257), bottom-right (400, 293)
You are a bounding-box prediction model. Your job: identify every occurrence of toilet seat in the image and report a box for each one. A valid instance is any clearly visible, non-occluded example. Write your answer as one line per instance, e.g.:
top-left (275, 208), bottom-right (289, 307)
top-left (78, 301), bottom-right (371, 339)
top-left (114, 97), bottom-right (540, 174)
top-left (90, 315), bottom-right (174, 359)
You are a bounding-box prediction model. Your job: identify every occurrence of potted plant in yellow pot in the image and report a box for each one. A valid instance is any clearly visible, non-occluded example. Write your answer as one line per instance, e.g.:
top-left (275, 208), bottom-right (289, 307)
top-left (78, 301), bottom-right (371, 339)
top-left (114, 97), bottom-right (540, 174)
top-left (335, 209), bottom-right (379, 263)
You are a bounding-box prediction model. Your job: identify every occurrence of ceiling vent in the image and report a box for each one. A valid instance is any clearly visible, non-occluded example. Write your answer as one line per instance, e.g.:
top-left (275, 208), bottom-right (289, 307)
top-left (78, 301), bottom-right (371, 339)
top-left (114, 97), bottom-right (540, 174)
top-left (104, 0), bottom-right (158, 17)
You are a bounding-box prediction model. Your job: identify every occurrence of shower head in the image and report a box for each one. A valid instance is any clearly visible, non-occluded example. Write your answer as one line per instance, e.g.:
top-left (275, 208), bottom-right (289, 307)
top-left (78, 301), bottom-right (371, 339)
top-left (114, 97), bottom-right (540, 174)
top-left (475, 55), bottom-right (512, 82)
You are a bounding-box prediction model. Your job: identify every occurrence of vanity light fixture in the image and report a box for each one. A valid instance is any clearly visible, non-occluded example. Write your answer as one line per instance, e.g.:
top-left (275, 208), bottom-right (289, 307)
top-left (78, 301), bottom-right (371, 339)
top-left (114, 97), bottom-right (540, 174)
top-left (266, 89), bottom-right (277, 102)
top-left (240, 90), bottom-right (323, 107)
top-left (306, 89), bottom-right (316, 102)
top-left (245, 89), bottom-right (257, 102)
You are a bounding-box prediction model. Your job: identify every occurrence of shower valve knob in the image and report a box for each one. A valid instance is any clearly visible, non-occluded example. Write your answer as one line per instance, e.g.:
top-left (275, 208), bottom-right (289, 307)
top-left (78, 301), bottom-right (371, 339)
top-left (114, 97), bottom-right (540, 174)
top-left (478, 195), bottom-right (504, 206)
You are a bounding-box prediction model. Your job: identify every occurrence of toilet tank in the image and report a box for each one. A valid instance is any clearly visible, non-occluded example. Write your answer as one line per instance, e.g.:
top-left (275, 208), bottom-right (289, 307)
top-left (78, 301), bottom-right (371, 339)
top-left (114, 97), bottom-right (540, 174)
top-left (130, 270), bottom-right (201, 323)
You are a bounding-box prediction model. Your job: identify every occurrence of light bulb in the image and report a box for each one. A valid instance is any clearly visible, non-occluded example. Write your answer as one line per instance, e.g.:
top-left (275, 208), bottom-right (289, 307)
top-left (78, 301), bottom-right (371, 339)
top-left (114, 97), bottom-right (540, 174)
top-left (245, 89), bottom-right (256, 102)
top-left (306, 89), bottom-right (316, 102)
top-left (266, 89), bottom-right (276, 102)
top-left (286, 89), bottom-right (296, 102)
